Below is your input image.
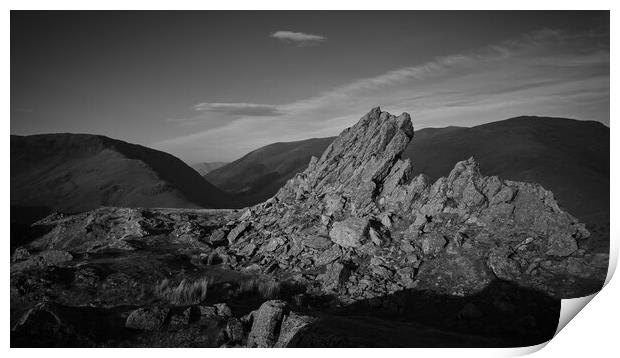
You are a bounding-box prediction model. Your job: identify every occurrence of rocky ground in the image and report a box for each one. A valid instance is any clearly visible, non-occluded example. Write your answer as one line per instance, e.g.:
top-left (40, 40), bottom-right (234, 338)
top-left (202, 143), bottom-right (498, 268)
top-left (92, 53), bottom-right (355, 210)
top-left (10, 108), bottom-right (608, 347)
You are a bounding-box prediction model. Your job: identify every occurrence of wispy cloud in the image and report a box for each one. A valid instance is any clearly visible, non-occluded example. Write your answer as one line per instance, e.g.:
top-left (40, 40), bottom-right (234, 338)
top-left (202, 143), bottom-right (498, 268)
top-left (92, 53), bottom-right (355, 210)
top-left (166, 102), bottom-right (285, 128)
top-left (156, 28), bottom-right (609, 162)
top-left (193, 102), bottom-right (284, 117)
top-left (271, 30), bottom-right (326, 45)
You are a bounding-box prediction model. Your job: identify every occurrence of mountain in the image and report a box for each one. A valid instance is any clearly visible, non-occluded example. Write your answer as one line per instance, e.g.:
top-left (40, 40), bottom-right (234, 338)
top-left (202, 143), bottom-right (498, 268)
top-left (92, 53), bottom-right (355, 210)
top-left (205, 137), bottom-right (334, 205)
top-left (206, 116), bottom-right (609, 225)
top-left (11, 133), bottom-right (239, 215)
top-left (191, 161), bottom-right (228, 176)
top-left (404, 117), bottom-right (609, 225)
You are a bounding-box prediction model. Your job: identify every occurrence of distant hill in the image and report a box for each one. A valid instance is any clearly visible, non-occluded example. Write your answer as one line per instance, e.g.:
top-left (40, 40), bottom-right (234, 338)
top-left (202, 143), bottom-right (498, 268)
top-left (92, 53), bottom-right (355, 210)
top-left (206, 116), bottom-right (609, 225)
top-left (11, 133), bottom-right (240, 215)
top-left (404, 116), bottom-right (609, 225)
top-left (205, 137), bottom-right (335, 205)
top-left (191, 161), bottom-right (228, 176)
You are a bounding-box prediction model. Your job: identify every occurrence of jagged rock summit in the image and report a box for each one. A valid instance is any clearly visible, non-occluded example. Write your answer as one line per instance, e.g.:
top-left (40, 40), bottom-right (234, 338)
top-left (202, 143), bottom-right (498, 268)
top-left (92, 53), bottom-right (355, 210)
top-left (229, 107), bottom-right (599, 299)
top-left (280, 106), bottom-right (414, 208)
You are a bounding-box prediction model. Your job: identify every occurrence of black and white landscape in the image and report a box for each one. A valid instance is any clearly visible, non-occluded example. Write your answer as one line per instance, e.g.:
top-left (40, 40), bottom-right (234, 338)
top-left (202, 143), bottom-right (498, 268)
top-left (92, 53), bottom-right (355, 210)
top-left (10, 11), bottom-right (609, 348)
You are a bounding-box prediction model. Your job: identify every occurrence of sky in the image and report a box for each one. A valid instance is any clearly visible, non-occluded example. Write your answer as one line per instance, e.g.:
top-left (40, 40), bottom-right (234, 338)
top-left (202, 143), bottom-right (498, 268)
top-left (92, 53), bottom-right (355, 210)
top-left (11, 11), bottom-right (609, 163)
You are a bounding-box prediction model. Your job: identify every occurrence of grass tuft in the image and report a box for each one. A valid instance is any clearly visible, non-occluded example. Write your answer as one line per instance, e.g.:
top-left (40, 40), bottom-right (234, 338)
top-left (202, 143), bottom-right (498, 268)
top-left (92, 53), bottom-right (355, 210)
top-left (154, 277), bottom-right (214, 305)
top-left (235, 277), bottom-right (283, 299)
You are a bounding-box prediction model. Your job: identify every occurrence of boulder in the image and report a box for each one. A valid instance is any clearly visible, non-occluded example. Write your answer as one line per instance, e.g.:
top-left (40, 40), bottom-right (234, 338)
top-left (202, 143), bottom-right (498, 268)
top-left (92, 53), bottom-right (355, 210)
top-left (125, 306), bottom-right (170, 330)
top-left (321, 262), bottom-right (350, 292)
top-left (247, 300), bottom-right (288, 347)
top-left (208, 229), bottom-right (228, 246)
top-left (239, 209), bottom-right (252, 221)
top-left (227, 222), bottom-right (251, 245)
top-left (214, 303), bottom-right (232, 318)
top-left (329, 218), bottom-right (369, 248)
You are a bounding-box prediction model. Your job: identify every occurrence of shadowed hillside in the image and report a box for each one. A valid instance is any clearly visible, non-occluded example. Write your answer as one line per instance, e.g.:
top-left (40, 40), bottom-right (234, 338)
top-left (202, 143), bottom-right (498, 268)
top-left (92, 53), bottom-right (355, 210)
top-left (191, 162), bottom-right (228, 176)
top-left (405, 116), bottom-right (609, 225)
top-left (11, 133), bottom-right (240, 215)
top-left (205, 137), bottom-right (334, 205)
top-left (206, 116), bottom-right (608, 225)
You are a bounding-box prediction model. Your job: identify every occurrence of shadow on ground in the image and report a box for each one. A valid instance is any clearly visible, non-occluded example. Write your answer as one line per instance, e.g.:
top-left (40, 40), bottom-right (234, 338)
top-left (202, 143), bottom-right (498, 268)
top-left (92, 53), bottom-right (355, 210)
top-left (284, 280), bottom-right (560, 347)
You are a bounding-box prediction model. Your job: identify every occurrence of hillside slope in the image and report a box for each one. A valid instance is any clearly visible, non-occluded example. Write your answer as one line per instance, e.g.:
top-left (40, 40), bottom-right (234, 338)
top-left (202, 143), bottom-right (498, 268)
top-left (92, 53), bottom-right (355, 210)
top-left (191, 161), bottom-right (228, 176)
top-left (405, 116), bottom-right (609, 224)
top-left (11, 133), bottom-right (238, 214)
top-left (205, 137), bottom-right (334, 205)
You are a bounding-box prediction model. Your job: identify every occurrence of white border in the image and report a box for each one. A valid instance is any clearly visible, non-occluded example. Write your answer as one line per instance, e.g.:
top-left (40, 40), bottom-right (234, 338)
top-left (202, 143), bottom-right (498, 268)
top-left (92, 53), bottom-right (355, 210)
top-left (4, 2), bottom-right (616, 357)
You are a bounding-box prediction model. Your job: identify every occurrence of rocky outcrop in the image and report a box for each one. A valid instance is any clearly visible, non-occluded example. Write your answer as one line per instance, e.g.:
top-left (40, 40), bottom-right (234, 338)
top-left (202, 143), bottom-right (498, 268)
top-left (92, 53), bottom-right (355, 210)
top-left (22, 207), bottom-right (235, 254)
top-left (14, 107), bottom-right (604, 305)
top-left (11, 249), bottom-right (73, 272)
top-left (9, 107), bottom-right (608, 348)
top-left (220, 107), bottom-right (600, 300)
